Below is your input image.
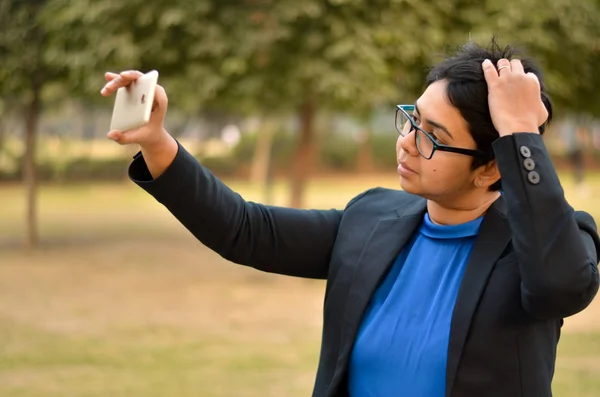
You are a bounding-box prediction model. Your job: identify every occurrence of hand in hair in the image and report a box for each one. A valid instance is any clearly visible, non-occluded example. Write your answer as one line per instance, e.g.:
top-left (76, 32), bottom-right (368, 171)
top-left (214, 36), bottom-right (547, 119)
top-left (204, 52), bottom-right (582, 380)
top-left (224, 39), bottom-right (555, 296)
top-left (482, 58), bottom-right (549, 137)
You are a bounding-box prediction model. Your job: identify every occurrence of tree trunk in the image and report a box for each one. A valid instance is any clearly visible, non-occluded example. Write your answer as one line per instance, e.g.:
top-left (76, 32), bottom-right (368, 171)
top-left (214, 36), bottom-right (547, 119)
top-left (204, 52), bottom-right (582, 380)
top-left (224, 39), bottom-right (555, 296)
top-left (0, 115), bottom-right (5, 155)
top-left (289, 97), bottom-right (316, 208)
top-left (356, 128), bottom-right (374, 173)
top-left (356, 109), bottom-right (375, 173)
top-left (23, 89), bottom-right (41, 248)
top-left (250, 118), bottom-right (276, 204)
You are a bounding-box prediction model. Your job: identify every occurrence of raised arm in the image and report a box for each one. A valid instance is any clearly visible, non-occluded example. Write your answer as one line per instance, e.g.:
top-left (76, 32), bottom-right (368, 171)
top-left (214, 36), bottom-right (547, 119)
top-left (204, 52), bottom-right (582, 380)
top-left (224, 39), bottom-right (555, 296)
top-left (483, 59), bottom-right (600, 319)
top-left (129, 140), bottom-right (349, 279)
top-left (101, 70), bottom-right (353, 279)
top-left (493, 133), bottom-right (600, 318)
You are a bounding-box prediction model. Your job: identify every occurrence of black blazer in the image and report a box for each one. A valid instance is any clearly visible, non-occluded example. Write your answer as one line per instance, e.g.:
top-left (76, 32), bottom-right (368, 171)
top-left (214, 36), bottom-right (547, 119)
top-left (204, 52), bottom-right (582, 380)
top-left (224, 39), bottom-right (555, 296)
top-left (129, 132), bottom-right (600, 397)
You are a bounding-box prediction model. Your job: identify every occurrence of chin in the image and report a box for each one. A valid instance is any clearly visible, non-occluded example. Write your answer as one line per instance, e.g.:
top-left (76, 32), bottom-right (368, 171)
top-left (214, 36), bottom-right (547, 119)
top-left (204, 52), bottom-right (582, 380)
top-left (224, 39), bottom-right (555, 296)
top-left (399, 177), bottom-right (434, 200)
top-left (399, 176), bottom-right (419, 195)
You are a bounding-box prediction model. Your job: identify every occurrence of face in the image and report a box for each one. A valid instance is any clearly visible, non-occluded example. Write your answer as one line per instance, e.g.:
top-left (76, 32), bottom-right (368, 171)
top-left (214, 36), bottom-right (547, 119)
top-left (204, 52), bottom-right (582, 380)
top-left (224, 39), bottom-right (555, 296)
top-left (396, 80), bottom-right (481, 202)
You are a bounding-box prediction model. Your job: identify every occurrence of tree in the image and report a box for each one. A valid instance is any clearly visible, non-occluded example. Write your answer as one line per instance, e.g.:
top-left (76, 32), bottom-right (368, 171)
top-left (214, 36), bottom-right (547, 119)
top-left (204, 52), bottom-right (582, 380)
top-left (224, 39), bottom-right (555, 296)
top-left (45, 0), bottom-right (394, 207)
top-left (0, 0), bottom-right (67, 248)
top-left (217, 1), bottom-right (402, 207)
top-left (428, 0), bottom-right (600, 117)
top-left (42, 0), bottom-right (600, 212)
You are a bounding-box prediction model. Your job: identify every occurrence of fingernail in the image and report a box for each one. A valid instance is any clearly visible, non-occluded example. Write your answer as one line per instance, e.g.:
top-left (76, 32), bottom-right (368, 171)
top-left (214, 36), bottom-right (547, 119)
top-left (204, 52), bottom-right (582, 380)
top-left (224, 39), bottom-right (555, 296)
top-left (483, 59), bottom-right (491, 66)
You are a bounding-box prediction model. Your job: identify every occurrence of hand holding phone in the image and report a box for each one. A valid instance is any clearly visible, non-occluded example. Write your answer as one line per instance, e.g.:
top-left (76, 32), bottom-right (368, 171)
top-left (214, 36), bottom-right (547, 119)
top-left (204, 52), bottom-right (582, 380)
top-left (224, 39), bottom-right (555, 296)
top-left (101, 70), bottom-right (177, 178)
top-left (101, 70), bottom-right (170, 148)
top-left (109, 70), bottom-right (159, 131)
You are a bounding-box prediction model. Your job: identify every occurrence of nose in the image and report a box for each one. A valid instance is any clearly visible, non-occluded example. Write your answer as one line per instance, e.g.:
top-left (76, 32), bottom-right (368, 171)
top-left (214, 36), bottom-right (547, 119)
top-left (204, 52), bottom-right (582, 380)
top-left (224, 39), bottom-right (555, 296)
top-left (397, 131), bottom-right (418, 158)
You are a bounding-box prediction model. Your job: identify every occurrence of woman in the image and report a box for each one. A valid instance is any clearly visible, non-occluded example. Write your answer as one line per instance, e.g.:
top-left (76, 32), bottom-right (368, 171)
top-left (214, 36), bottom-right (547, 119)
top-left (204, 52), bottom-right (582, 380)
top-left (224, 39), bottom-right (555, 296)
top-left (101, 42), bottom-right (599, 397)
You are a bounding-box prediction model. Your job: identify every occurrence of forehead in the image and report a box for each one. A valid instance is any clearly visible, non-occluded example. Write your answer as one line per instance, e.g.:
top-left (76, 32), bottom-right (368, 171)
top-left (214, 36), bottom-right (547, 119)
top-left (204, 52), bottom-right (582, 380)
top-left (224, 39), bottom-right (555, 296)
top-left (416, 80), bottom-right (470, 136)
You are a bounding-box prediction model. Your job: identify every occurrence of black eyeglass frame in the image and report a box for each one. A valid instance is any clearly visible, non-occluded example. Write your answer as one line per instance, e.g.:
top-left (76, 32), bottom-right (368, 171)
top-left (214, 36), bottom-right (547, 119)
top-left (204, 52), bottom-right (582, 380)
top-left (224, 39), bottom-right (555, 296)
top-left (395, 104), bottom-right (490, 160)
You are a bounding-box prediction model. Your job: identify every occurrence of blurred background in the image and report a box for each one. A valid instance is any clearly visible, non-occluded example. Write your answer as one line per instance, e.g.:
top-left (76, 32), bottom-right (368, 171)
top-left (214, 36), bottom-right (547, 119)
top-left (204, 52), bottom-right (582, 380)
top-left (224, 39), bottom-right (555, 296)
top-left (1, 0), bottom-right (600, 396)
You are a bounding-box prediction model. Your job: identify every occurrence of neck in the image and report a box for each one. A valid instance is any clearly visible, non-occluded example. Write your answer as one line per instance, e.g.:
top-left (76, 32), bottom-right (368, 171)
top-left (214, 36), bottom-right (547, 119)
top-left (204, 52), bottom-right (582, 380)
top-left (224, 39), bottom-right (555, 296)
top-left (426, 191), bottom-right (501, 225)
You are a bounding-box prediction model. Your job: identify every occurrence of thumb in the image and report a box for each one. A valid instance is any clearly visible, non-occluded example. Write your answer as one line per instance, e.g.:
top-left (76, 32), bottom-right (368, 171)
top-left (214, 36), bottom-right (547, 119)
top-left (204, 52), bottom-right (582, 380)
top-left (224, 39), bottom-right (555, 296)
top-left (107, 130), bottom-right (138, 145)
top-left (482, 59), bottom-right (499, 85)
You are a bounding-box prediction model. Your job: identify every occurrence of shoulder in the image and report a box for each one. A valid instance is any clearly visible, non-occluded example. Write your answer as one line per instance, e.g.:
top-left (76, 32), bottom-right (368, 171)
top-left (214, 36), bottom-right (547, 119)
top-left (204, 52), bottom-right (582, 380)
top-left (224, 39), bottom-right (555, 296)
top-left (574, 210), bottom-right (600, 264)
top-left (574, 210), bottom-right (597, 230)
top-left (344, 187), bottom-right (424, 216)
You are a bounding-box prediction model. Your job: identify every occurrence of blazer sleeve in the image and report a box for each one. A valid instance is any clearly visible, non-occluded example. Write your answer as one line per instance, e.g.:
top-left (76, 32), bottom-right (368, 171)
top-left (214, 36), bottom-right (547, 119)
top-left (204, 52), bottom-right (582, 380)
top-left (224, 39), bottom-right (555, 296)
top-left (493, 133), bottom-right (600, 319)
top-left (128, 141), bottom-right (366, 279)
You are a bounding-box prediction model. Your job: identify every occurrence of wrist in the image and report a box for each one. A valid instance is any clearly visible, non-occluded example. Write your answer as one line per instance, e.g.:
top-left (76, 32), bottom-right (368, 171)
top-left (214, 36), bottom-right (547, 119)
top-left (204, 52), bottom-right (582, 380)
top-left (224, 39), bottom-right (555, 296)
top-left (497, 124), bottom-right (539, 137)
top-left (138, 130), bottom-right (178, 180)
top-left (140, 129), bottom-right (176, 155)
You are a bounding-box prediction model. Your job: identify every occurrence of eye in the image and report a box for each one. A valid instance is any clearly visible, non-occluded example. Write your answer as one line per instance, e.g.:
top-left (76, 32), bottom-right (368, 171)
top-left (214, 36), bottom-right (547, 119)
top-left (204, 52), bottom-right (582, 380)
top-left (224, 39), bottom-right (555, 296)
top-left (412, 115), bottom-right (440, 141)
top-left (428, 131), bottom-right (441, 142)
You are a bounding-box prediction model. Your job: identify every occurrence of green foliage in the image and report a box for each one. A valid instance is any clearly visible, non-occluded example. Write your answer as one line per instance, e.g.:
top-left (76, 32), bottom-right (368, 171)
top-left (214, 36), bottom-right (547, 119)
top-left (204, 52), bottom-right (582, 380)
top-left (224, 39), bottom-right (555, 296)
top-left (319, 133), bottom-right (360, 170)
top-left (218, 0), bottom-right (400, 113)
top-left (4, 0), bottom-right (600, 186)
top-left (0, 0), bottom-right (65, 104)
top-left (40, 0), bottom-right (425, 116)
top-left (196, 155), bottom-right (240, 177)
top-left (230, 130), bottom-right (297, 169)
top-left (43, 1), bottom-right (239, 108)
top-left (464, 0), bottom-right (600, 116)
top-left (4, 0), bottom-right (600, 117)
top-left (0, 156), bottom-right (130, 182)
top-left (0, 130), bottom-right (399, 182)
top-left (370, 133), bottom-right (399, 169)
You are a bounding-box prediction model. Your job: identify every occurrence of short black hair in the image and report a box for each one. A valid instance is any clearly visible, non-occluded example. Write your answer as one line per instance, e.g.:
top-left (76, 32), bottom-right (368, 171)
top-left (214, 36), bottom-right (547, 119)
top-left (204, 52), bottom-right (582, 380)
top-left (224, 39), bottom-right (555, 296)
top-left (425, 38), bottom-right (553, 191)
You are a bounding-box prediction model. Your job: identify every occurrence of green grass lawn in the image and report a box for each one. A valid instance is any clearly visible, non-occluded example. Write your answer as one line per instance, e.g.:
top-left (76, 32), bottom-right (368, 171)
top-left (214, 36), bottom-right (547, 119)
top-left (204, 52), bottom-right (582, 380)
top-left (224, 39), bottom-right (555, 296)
top-left (1, 171), bottom-right (600, 396)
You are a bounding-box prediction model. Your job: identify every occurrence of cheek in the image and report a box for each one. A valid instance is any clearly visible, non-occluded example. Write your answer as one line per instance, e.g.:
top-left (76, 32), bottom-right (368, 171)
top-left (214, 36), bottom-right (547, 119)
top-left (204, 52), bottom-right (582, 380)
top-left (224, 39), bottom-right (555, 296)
top-left (422, 158), bottom-right (470, 184)
top-left (423, 165), bottom-right (445, 182)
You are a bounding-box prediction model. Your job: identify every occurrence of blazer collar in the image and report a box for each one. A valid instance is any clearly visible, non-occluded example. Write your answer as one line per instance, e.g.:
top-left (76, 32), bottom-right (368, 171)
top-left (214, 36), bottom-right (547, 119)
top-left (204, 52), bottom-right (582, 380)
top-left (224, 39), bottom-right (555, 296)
top-left (329, 194), bottom-right (427, 391)
top-left (445, 194), bottom-right (510, 396)
top-left (328, 194), bottom-right (511, 396)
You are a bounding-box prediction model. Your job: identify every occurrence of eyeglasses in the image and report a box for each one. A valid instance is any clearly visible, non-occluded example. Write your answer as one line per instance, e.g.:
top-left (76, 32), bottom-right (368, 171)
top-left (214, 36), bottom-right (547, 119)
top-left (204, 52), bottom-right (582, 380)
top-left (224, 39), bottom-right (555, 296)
top-left (395, 104), bottom-right (489, 160)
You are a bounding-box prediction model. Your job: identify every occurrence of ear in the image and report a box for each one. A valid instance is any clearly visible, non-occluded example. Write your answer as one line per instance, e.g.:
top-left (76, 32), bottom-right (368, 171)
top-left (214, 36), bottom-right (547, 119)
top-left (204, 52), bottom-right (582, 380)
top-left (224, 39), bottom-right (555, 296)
top-left (473, 159), bottom-right (501, 189)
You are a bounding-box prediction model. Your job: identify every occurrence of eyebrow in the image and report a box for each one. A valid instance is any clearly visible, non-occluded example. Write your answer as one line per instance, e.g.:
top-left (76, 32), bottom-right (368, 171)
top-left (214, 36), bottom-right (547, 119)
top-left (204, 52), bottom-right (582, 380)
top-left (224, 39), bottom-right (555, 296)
top-left (414, 102), bottom-right (454, 139)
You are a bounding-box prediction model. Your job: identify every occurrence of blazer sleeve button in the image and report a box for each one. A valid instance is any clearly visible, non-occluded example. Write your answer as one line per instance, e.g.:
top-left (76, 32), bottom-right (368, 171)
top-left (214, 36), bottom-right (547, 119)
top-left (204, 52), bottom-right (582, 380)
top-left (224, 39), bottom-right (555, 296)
top-left (520, 146), bottom-right (532, 158)
top-left (523, 158), bottom-right (536, 171)
top-left (527, 171), bottom-right (540, 184)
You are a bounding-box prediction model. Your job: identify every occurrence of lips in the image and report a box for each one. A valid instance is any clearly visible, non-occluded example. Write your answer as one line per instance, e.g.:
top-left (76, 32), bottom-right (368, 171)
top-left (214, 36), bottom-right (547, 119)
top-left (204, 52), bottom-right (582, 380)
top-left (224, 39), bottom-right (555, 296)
top-left (398, 161), bottom-right (417, 175)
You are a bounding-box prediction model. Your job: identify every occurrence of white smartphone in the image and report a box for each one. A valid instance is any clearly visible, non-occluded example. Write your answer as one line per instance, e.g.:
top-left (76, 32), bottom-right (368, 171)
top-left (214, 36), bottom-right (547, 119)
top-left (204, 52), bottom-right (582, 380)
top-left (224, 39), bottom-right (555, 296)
top-left (109, 70), bottom-right (159, 131)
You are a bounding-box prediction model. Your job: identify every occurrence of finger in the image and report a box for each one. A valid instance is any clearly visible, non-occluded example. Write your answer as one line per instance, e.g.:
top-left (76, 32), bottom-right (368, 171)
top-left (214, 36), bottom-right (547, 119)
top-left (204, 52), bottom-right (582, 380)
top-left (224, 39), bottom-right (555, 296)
top-left (107, 130), bottom-right (123, 143)
top-left (510, 59), bottom-right (525, 74)
top-left (105, 72), bottom-right (119, 82)
top-left (119, 70), bottom-right (144, 82)
top-left (526, 72), bottom-right (541, 88)
top-left (101, 70), bottom-right (144, 95)
top-left (101, 76), bottom-right (125, 95)
top-left (101, 76), bottom-right (133, 95)
top-left (497, 58), bottom-right (511, 76)
top-left (101, 73), bottom-right (121, 96)
top-left (107, 130), bottom-right (138, 145)
top-left (482, 59), bottom-right (499, 85)
top-left (525, 72), bottom-right (547, 124)
top-left (153, 85), bottom-right (168, 110)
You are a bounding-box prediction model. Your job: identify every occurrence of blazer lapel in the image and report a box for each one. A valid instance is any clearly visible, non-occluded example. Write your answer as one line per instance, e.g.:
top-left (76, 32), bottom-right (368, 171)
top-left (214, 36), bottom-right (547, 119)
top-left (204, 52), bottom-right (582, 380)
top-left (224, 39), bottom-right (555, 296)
top-left (329, 196), bottom-right (427, 390)
top-left (445, 196), bottom-right (511, 397)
